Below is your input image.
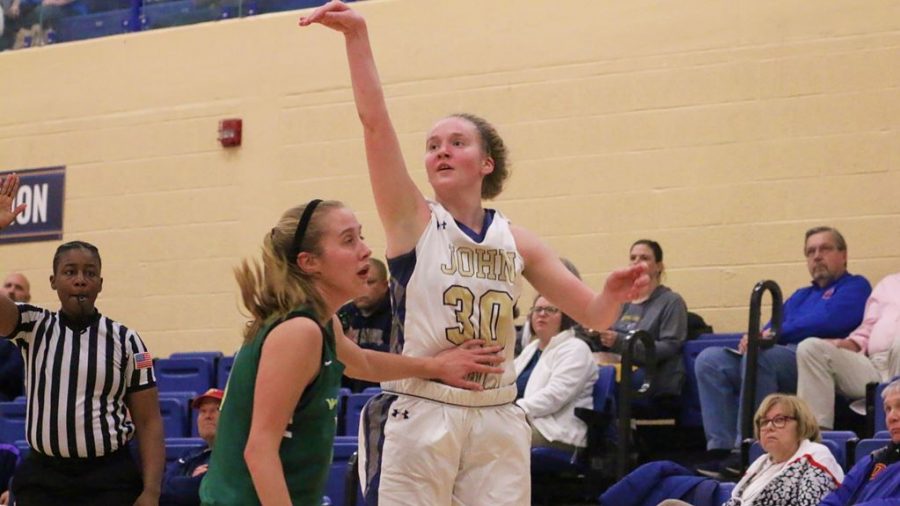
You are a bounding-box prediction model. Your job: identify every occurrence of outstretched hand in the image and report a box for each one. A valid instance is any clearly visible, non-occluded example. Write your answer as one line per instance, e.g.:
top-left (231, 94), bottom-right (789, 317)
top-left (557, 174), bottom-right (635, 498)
top-left (433, 340), bottom-right (504, 391)
top-left (0, 174), bottom-right (26, 230)
top-left (298, 0), bottom-right (365, 35)
top-left (605, 262), bottom-right (651, 303)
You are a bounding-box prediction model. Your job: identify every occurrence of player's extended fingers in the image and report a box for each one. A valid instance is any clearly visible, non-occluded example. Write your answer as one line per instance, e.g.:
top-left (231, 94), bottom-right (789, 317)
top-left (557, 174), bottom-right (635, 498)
top-left (459, 339), bottom-right (487, 349)
top-left (0, 174), bottom-right (17, 197)
top-left (299, 0), bottom-right (346, 25)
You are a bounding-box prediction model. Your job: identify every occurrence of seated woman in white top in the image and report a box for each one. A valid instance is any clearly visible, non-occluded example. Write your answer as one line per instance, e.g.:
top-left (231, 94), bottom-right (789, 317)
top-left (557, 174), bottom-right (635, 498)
top-left (514, 295), bottom-right (598, 453)
top-left (660, 393), bottom-right (844, 506)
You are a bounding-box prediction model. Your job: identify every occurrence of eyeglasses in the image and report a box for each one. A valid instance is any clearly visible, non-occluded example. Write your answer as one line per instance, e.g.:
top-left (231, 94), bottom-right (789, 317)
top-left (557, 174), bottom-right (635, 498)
top-left (531, 306), bottom-right (560, 316)
top-left (805, 244), bottom-right (838, 258)
top-left (755, 415), bottom-right (796, 430)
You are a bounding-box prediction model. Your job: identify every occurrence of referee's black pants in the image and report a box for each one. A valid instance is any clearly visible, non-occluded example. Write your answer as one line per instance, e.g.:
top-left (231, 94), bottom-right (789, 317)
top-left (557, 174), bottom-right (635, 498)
top-left (11, 446), bottom-right (142, 506)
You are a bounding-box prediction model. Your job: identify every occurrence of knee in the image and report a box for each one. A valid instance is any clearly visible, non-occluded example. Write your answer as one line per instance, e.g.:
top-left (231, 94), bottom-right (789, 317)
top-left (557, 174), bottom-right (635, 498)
top-left (695, 347), bottom-right (729, 378)
top-left (797, 338), bottom-right (827, 361)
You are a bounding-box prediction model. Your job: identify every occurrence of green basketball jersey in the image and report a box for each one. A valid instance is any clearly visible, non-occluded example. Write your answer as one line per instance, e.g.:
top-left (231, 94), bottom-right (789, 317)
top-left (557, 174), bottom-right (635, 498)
top-left (200, 306), bottom-right (345, 505)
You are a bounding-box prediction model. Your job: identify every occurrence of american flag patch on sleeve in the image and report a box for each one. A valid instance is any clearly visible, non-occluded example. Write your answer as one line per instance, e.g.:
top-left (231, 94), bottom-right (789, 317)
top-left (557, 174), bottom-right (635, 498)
top-left (134, 352), bottom-right (153, 369)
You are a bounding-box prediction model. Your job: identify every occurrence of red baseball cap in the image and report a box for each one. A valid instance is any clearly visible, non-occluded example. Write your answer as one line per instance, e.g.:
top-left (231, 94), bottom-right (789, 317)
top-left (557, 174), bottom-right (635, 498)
top-left (191, 388), bottom-right (224, 408)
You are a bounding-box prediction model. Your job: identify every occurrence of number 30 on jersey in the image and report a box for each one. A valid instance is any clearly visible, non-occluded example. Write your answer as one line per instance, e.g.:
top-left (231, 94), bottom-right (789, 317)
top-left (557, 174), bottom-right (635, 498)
top-left (443, 285), bottom-right (514, 347)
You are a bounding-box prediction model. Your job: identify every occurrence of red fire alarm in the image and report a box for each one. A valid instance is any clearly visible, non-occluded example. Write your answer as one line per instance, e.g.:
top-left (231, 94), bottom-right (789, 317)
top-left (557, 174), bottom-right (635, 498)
top-left (218, 118), bottom-right (242, 147)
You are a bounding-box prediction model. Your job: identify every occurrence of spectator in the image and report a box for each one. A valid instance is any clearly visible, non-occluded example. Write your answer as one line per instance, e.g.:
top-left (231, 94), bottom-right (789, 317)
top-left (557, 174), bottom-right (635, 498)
top-left (516, 257), bottom-right (597, 355)
top-left (0, 0), bottom-right (86, 50)
top-left (597, 239), bottom-right (688, 415)
top-left (1, 273), bottom-right (30, 303)
top-left (695, 226), bottom-right (871, 479)
top-left (819, 377), bottom-right (900, 505)
top-left (658, 394), bottom-right (843, 506)
top-left (797, 272), bottom-right (900, 429)
top-left (160, 388), bottom-right (222, 506)
top-left (337, 257), bottom-right (392, 391)
top-left (514, 295), bottom-right (597, 452)
top-left (0, 272), bottom-right (27, 401)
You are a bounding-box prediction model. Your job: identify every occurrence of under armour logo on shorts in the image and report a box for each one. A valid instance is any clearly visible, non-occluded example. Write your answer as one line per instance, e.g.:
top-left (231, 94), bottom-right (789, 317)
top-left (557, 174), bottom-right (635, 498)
top-left (391, 408), bottom-right (410, 419)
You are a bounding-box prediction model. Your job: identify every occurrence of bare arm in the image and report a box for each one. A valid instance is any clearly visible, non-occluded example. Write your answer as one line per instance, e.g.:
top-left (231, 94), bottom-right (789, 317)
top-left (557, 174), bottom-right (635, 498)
top-left (244, 318), bottom-right (322, 506)
top-left (300, 1), bottom-right (430, 256)
top-left (333, 316), bottom-right (503, 390)
top-left (126, 387), bottom-right (165, 506)
top-left (513, 225), bottom-right (648, 331)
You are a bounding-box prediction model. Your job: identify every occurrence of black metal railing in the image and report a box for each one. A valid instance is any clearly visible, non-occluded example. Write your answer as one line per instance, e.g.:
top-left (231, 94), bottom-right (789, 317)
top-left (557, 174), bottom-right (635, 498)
top-left (616, 329), bottom-right (657, 479)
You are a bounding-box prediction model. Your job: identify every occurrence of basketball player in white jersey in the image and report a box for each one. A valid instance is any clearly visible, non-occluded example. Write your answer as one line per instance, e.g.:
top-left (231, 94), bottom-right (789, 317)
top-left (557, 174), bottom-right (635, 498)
top-left (301, 3), bottom-right (649, 504)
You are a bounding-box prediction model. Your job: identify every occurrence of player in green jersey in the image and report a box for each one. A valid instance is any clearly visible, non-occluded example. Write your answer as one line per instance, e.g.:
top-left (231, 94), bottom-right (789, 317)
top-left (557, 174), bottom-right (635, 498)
top-left (200, 200), bottom-right (502, 505)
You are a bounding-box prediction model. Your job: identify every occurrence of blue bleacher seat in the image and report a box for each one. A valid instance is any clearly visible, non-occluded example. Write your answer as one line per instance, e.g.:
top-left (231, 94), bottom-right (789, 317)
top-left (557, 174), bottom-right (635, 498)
top-left (159, 397), bottom-right (189, 438)
top-left (696, 332), bottom-right (743, 341)
top-left (855, 438), bottom-right (890, 464)
top-left (140, 0), bottom-right (218, 30)
top-left (874, 382), bottom-right (888, 434)
top-left (216, 355), bottom-right (235, 389)
top-left (0, 400), bottom-right (27, 444)
top-left (361, 387), bottom-right (382, 395)
top-left (530, 366), bottom-right (616, 477)
top-left (821, 430), bottom-right (857, 468)
top-left (155, 357), bottom-right (214, 394)
top-left (326, 438), bottom-right (359, 506)
top-left (680, 335), bottom-right (741, 427)
top-left (875, 430), bottom-right (890, 439)
top-left (336, 388), bottom-right (350, 436)
top-left (343, 392), bottom-right (376, 437)
top-left (164, 437), bottom-right (206, 465)
top-left (53, 9), bottom-right (132, 43)
top-left (170, 351), bottom-right (223, 362)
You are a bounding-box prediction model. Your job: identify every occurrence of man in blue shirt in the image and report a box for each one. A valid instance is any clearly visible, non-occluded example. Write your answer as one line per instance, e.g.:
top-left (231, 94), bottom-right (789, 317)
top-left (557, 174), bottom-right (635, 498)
top-left (160, 388), bottom-right (221, 506)
top-left (695, 226), bottom-right (871, 479)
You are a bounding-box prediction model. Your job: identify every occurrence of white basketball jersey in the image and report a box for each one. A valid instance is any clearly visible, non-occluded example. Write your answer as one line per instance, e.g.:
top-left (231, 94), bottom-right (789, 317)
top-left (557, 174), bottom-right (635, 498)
top-left (383, 202), bottom-right (523, 404)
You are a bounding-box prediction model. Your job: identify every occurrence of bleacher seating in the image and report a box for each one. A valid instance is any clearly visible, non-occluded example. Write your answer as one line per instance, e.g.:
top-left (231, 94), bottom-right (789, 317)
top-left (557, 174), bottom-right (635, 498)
top-left (155, 357), bottom-right (214, 394)
top-left (170, 351), bottom-right (223, 363)
top-left (343, 392), bottom-right (377, 437)
top-left (680, 334), bottom-right (742, 427)
top-left (326, 436), bottom-right (359, 506)
top-left (873, 381), bottom-right (889, 434)
top-left (159, 397), bottom-right (190, 438)
top-left (53, 9), bottom-right (133, 43)
top-left (217, 355), bottom-right (235, 389)
top-left (0, 400), bottom-right (27, 444)
top-left (855, 438), bottom-right (890, 464)
top-left (164, 437), bottom-right (206, 465)
top-left (531, 366), bottom-right (618, 501)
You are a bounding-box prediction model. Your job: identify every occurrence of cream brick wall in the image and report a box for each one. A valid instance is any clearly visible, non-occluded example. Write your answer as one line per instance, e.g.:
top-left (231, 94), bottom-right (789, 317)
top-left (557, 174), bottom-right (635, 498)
top-left (0, 0), bottom-right (898, 355)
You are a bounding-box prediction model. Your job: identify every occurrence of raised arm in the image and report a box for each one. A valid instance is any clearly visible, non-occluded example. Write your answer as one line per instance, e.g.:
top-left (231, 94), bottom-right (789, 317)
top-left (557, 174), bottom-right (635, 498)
top-left (0, 174), bottom-right (26, 337)
top-left (333, 316), bottom-right (504, 390)
top-left (513, 225), bottom-right (648, 331)
top-left (300, 1), bottom-right (430, 256)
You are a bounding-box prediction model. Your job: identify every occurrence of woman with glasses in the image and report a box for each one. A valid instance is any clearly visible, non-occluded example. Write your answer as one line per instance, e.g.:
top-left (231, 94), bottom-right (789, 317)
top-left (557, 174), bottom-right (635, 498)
top-left (658, 393), bottom-right (843, 506)
top-left (514, 295), bottom-right (598, 452)
top-left (726, 394), bottom-right (843, 506)
top-left (597, 239), bottom-right (688, 416)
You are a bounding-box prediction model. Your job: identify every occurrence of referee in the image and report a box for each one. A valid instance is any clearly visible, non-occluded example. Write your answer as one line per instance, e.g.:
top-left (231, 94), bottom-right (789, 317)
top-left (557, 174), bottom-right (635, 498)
top-left (0, 176), bottom-right (165, 505)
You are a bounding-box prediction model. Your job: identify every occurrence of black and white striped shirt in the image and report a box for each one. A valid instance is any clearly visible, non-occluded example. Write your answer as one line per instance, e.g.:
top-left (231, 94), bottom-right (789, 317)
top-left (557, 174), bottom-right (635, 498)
top-left (5, 304), bottom-right (156, 458)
